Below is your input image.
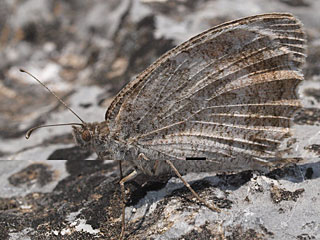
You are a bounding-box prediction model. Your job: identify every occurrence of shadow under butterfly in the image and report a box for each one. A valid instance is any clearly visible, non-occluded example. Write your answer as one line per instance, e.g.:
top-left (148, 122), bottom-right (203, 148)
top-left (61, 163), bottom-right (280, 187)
top-left (22, 13), bottom-right (308, 239)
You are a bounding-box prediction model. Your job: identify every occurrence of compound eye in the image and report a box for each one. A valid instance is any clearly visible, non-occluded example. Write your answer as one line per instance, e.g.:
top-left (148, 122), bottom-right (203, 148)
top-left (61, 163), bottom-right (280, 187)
top-left (81, 130), bottom-right (91, 142)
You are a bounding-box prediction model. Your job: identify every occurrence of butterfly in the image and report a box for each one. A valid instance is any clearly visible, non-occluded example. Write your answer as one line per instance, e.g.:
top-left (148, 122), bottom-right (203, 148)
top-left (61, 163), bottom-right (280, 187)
top-left (23, 13), bottom-right (306, 239)
top-left (70, 13), bottom-right (306, 174)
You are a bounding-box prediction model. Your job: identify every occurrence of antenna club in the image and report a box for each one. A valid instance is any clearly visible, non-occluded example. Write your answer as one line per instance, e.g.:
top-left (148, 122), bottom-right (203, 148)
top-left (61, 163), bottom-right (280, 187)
top-left (25, 129), bottom-right (33, 139)
top-left (20, 68), bottom-right (26, 73)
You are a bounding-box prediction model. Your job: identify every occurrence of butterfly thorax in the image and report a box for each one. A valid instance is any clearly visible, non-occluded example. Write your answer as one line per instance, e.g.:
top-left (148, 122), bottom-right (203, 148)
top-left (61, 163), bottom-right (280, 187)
top-left (72, 121), bottom-right (166, 175)
top-left (72, 121), bottom-right (139, 161)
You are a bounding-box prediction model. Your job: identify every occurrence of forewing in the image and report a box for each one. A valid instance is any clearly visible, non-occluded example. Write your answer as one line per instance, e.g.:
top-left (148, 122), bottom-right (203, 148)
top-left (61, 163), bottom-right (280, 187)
top-left (105, 13), bottom-right (306, 161)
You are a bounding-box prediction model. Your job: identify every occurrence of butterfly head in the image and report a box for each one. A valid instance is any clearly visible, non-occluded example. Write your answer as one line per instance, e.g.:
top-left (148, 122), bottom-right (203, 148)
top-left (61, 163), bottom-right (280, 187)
top-left (72, 123), bottom-right (99, 150)
top-left (72, 122), bottom-right (116, 160)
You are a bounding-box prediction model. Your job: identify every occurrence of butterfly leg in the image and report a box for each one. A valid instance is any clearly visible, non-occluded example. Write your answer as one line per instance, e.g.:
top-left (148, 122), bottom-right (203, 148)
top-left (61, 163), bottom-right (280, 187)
top-left (119, 160), bottom-right (123, 179)
top-left (119, 169), bottom-right (138, 240)
top-left (138, 153), bottom-right (160, 175)
top-left (165, 159), bottom-right (221, 212)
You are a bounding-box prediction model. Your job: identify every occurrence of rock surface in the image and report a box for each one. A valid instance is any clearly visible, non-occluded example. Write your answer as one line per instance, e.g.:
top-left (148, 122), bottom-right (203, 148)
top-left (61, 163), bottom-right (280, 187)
top-left (0, 0), bottom-right (320, 239)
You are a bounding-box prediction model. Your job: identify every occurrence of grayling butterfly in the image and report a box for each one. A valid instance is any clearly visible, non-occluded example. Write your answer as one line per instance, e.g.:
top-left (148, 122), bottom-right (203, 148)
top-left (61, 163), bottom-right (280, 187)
top-left (23, 13), bottom-right (306, 239)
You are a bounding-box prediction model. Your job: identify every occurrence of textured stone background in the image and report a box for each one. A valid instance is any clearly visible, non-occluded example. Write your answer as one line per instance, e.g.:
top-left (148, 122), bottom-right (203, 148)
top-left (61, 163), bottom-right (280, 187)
top-left (0, 0), bottom-right (320, 239)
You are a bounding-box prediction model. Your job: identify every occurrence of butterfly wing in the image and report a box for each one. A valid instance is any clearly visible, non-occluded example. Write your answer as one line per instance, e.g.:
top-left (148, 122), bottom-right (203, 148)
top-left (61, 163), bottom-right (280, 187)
top-left (105, 13), bottom-right (306, 164)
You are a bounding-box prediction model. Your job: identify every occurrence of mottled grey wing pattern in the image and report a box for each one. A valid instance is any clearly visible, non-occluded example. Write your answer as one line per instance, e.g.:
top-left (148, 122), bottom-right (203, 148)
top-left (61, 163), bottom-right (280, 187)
top-left (105, 13), bottom-right (306, 162)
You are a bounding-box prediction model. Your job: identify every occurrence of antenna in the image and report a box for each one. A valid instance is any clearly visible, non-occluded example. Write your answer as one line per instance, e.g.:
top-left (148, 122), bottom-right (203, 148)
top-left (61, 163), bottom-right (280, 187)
top-left (20, 69), bottom-right (85, 123)
top-left (26, 123), bottom-right (83, 139)
top-left (20, 69), bottom-right (86, 139)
